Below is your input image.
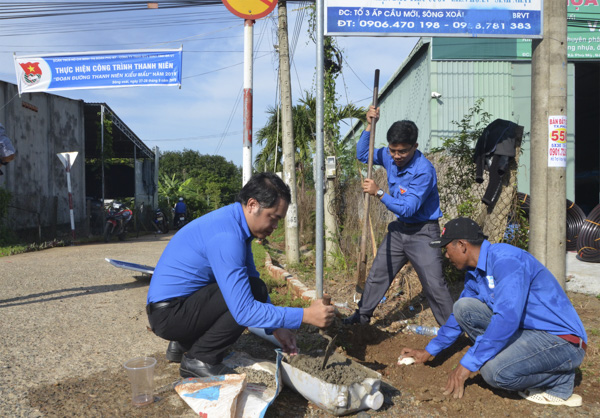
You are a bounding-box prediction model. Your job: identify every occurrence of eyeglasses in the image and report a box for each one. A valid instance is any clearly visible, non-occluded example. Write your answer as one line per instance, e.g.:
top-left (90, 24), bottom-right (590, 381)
top-left (387, 145), bottom-right (414, 157)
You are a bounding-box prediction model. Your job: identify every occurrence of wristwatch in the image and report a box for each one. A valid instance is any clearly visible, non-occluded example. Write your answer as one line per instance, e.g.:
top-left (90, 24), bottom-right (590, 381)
top-left (376, 189), bottom-right (384, 199)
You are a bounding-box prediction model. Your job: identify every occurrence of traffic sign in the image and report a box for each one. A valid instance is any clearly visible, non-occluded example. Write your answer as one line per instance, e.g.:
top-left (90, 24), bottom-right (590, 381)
top-left (222, 0), bottom-right (277, 20)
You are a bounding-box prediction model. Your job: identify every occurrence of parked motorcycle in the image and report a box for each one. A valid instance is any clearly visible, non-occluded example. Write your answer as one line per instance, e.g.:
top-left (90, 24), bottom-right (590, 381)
top-left (153, 208), bottom-right (169, 233)
top-left (104, 201), bottom-right (132, 242)
top-left (174, 212), bottom-right (186, 229)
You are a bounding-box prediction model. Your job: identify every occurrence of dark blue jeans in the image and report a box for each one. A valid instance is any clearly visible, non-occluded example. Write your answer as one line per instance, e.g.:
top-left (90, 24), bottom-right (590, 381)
top-left (454, 297), bottom-right (586, 399)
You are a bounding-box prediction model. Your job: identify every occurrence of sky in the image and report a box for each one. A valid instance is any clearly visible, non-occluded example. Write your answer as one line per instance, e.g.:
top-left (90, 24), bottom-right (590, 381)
top-left (0, 1), bottom-right (418, 167)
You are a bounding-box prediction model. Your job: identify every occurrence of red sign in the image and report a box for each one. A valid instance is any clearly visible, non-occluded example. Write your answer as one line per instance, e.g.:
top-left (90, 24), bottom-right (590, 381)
top-left (222, 0), bottom-right (277, 20)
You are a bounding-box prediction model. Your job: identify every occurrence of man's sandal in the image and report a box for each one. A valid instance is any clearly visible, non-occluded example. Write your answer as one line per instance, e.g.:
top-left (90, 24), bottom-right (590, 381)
top-left (518, 389), bottom-right (582, 407)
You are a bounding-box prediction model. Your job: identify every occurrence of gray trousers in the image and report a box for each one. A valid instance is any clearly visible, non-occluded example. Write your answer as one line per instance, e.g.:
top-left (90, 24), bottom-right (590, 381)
top-left (357, 220), bottom-right (454, 325)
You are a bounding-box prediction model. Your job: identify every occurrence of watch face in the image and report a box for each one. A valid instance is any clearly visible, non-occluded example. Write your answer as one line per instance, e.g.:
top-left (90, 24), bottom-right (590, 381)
top-left (377, 190), bottom-right (384, 196)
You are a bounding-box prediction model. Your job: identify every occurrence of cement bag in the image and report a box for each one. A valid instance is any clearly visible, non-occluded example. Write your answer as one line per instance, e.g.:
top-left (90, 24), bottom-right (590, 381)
top-left (223, 351), bottom-right (283, 418)
top-left (175, 374), bottom-right (247, 417)
top-left (175, 350), bottom-right (282, 418)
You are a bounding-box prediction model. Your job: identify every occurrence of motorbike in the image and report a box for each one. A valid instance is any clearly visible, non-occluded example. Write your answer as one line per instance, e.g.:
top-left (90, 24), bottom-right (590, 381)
top-left (104, 201), bottom-right (133, 242)
top-left (153, 208), bottom-right (169, 234)
top-left (174, 212), bottom-right (186, 229)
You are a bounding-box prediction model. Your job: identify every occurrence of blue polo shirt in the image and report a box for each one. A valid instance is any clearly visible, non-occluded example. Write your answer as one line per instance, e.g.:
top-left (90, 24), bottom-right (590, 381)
top-left (147, 202), bottom-right (304, 330)
top-left (357, 130), bottom-right (442, 223)
top-left (425, 240), bottom-right (587, 371)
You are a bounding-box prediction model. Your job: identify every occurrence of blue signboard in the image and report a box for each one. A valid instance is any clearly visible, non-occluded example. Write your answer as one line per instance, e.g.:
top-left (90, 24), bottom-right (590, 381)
top-left (14, 48), bottom-right (182, 94)
top-left (326, 0), bottom-right (543, 38)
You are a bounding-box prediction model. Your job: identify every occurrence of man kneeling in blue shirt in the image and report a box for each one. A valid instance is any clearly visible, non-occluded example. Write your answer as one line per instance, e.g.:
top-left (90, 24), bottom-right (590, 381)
top-left (146, 172), bottom-right (335, 378)
top-left (400, 217), bottom-right (587, 407)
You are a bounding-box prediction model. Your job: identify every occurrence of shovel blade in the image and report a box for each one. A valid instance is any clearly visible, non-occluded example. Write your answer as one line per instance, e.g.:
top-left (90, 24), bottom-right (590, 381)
top-left (321, 334), bottom-right (338, 370)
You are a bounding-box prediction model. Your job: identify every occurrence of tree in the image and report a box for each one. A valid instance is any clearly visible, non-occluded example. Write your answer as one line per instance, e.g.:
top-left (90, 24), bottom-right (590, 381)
top-left (254, 91), bottom-right (316, 194)
top-left (255, 91), bottom-right (365, 194)
top-left (159, 150), bottom-right (242, 218)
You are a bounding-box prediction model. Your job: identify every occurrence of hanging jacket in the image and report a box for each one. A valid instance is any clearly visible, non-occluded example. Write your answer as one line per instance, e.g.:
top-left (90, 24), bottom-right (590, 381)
top-left (473, 119), bottom-right (522, 206)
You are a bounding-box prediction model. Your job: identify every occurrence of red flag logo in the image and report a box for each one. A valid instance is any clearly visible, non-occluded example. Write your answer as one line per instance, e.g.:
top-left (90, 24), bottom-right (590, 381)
top-left (20, 62), bottom-right (42, 75)
top-left (19, 61), bottom-right (43, 85)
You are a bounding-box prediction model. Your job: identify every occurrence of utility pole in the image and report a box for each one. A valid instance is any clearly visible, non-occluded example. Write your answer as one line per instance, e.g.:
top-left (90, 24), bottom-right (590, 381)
top-left (278, 1), bottom-right (300, 264)
top-left (529, 0), bottom-right (568, 287)
top-left (323, 38), bottom-right (341, 266)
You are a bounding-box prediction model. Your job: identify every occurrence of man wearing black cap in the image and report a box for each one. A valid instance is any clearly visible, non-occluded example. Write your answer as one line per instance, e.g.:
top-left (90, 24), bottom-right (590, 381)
top-left (400, 217), bottom-right (587, 407)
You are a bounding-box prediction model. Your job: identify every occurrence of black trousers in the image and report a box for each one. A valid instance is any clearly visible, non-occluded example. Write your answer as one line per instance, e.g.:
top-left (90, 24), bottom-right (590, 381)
top-left (147, 277), bottom-right (269, 364)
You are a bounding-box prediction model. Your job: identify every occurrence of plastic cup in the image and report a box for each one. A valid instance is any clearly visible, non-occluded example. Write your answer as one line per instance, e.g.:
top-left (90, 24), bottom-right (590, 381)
top-left (123, 356), bottom-right (156, 407)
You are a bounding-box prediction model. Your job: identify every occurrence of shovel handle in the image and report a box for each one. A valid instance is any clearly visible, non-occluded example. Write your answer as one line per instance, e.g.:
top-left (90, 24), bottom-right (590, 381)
top-left (322, 294), bottom-right (331, 306)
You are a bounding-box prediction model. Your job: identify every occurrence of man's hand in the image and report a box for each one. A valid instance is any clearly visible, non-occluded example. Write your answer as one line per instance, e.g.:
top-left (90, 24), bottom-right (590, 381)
top-left (273, 328), bottom-right (298, 355)
top-left (362, 178), bottom-right (380, 197)
top-left (399, 347), bottom-right (432, 364)
top-left (302, 298), bottom-right (335, 328)
top-left (443, 364), bottom-right (474, 399)
top-left (365, 105), bottom-right (380, 131)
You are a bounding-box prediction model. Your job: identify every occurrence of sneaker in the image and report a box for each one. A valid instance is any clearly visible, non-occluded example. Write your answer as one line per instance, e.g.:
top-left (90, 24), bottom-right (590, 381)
top-left (518, 389), bottom-right (582, 407)
top-left (343, 310), bottom-right (370, 325)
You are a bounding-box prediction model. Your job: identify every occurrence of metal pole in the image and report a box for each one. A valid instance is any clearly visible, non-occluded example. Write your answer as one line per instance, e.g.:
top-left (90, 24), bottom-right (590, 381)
top-left (315, 0), bottom-right (324, 299)
top-left (243, 19), bottom-right (254, 186)
top-left (66, 154), bottom-right (76, 242)
top-left (100, 105), bottom-right (105, 211)
top-left (529, 0), bottom-right (568, 287)
top-left (154, 146), bottom-right (159, 209)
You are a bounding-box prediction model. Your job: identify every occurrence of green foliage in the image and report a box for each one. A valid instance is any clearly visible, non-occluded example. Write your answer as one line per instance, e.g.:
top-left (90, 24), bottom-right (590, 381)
top-left (0, 244), bottom-right (27, 257)
top-left (269, 289), bottom-right (311, 308)
top-left (254, 92), bottom-right (317, 191)
top-left (158, 150), bottom-right (242, 218)
top-left (254, 90), bottom-right (365, 194)
top-left (501, 205), bottom-right (530, 250)
top-left (432, 98), bottom-right (492, 220)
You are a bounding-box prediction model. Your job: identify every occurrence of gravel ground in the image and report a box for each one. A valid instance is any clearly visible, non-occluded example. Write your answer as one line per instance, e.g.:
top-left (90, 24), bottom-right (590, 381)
top-left (0, 233), bottom-right (175, 416)
top-left (2, 232), bottom-right (598, 417)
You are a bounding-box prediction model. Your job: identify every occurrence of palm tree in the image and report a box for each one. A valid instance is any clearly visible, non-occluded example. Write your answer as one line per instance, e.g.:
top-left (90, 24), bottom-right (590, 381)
top-left (255, 90), bottom-right (366, 192)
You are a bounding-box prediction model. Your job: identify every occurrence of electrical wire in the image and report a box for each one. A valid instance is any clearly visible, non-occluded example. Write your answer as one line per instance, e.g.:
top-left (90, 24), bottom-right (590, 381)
top-left (576, 204), bottom-right (600, 263)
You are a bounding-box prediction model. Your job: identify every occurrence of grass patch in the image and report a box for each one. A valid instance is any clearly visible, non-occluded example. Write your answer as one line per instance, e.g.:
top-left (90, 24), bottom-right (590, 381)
top-left (252, 238), bottom-right (310, 309)
top-left (269, 288), bottom-right (310, 308)
top-left (0, 244), bottom-right (28, 257)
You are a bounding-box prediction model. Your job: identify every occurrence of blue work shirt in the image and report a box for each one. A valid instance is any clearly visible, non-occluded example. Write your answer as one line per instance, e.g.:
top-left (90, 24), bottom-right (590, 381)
top-left (426, 240), bottom-right (588, 372)
top-left (174, 201), bottom-right (187, 213)
top-left (147, 202), bottom-right (304, 330)
top-left (357, 131), bottom-right (442, 223)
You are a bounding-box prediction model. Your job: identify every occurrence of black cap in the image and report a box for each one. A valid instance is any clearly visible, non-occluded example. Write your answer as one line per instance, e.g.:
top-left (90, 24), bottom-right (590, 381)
top-left (429, 217), bottom-right (487, 248)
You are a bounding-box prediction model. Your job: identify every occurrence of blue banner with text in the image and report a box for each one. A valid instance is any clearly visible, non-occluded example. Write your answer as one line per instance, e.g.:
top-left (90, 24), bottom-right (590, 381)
top-left (14, 48), bottom-right (182, 94)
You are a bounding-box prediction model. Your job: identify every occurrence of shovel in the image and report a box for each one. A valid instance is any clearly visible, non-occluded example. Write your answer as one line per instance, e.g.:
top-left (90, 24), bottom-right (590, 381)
top-left (321, 334), bottom-right (337, 370)
top-left (319, 295), bottom-right (338, 370)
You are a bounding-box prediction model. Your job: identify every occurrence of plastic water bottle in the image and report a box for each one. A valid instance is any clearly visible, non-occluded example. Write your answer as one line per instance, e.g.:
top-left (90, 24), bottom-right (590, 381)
top-left (404, 325), bottom-right (439, 336)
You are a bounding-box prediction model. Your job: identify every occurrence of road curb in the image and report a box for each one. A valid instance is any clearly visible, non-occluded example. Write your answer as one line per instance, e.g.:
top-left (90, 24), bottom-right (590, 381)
top-left (264, 252), bottom-right (316, 302)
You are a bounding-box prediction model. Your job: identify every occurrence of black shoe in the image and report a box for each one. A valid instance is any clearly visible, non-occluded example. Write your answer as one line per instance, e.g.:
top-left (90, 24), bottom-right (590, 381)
top-left (180, 354), bottom-right (237, 378)
top-left (343, 310), bottom-right (370, 325)
top-left (166, 341), bottom-right (185, 363)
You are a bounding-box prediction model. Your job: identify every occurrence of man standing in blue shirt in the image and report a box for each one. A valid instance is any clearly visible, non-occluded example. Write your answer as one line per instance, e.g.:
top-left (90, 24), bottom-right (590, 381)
top-left (401, 217), bottom-right (587, 407)
top-left (147, 172), bottom-right (335, 378)
top-left (344, 106), bottom-right (454, 326)
top-left (173, 197), bottom-right (187, 227)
